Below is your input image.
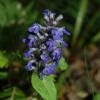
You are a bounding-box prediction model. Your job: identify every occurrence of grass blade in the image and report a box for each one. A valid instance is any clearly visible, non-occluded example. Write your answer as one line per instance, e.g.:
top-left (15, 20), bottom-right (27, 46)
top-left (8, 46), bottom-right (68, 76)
top-left (91, 32), bottom-right (100, 43)
top-left (71, 0), bottom-right (88, 47)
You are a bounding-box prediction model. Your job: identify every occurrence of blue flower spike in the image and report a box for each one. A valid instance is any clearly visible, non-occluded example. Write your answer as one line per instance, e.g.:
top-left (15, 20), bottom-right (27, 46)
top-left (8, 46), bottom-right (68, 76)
top-left (23, 9), bottom-right (70, 78)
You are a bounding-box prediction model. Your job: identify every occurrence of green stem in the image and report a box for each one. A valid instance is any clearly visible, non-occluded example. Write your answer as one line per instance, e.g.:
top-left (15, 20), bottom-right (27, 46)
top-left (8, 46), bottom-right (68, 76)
top-left (10, 87), bottom-right (16, 100)
top-left (84, 48), bottom-right (95, 96)
top-left (71, 0), bottom-right (88, 47)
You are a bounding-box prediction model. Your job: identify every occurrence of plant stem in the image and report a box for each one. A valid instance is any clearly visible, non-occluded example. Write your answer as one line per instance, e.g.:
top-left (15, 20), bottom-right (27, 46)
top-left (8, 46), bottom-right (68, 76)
top-left (84, 48), bottom-right (95, 96)
top-left (10, 87), bottom-right (16, 100)
top-left (71, 0), bottom-right (88, 47)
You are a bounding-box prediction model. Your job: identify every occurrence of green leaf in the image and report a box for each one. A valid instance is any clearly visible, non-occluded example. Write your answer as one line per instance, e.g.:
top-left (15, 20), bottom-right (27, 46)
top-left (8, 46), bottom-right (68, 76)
top-left (93, 93), bottom-right (100, 100)
top-left (0, 88), bottom-right (12, 98)
top-left (0, 72), bottom-right (8, 79)
top-left (5, 2), bottom-right (17, 20)
top-left (0, 51), bottom-right (9, 68)
top-left (0, 87), bottom-right (26, 99)
top-left (31, 73), bottom-right (57, 100)
top-left (58, 57), bottom-right (69, 71)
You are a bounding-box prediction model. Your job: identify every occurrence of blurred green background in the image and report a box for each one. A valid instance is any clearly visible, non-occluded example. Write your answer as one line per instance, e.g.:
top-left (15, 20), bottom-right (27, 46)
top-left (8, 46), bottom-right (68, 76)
top-left (0, 0), bottom-right (100, 100)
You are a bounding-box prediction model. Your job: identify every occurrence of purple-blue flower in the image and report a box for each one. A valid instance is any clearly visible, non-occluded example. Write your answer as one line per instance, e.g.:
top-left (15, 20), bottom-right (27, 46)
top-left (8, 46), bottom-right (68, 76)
top-left (52, 48), bottom-right (62, 60)
top-left (51, 27), bottom-right (70, 37)
top-left (28, 24), bottom-right (41, 33)
top-left (43, 9), bottom-right (50, 16)
top-left (41, 66), bottom-right (55, 75)
top-left (23, 9), bottom-right (70, 78)
top-left (51, 28), bottom-right (62, 40)
top-left (46, 39), bottom-right (56, 51)
top-left (27, 35), bottom-right (38, 48)
top-left (40, 51), bottom-right (51, 63)
top-left (56, 14), bottom-right (63, 22)
top-left (25, 60), bottom-right (36, 71)
top-left (24, 50), bottom-right (33, 58)
top-left (43, 9), bottom-right (55, 22)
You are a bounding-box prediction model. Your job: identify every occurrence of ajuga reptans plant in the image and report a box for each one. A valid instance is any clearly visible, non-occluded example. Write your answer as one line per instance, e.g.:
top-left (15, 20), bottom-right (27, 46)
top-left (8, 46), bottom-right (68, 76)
top-left (23, 9), bottom-right (70, 78)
